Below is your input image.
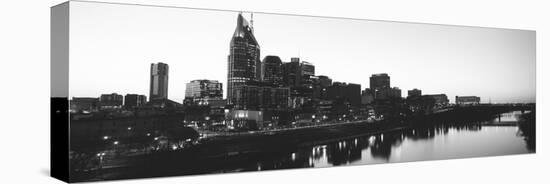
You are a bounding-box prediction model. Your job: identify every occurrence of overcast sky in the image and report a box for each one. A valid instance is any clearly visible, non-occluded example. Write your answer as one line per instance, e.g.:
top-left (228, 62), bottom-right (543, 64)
top-left (69, 1), bottom-right (535, 103)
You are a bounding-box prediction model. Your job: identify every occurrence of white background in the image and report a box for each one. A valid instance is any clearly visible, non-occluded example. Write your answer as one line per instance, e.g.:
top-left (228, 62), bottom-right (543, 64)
top-left (0, 0), bottom-right (548, 183)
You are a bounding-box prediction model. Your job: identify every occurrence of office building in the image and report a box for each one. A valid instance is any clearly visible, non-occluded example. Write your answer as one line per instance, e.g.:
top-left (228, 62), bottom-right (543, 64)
top-left (370, 73), bottom-right (390, 90)
top-left (361, 88), bottom-right (375, 105)
top-left (408, 88), bottom-right (422, 97)
top-left (456, 96), bottom-right (481, 106)
top-left (150, 62), bottom-right (169, 100)
top-left (231, 82), bottom-right (290, 110)
top-left (281, 59), bottom-right (301, 87)
top-left (327, 82), bottom-right (361, 110)
top-left (184, 79), bottom-right (223, 106)
top-left (261, 55), bottom-right (283, 86)
top-left (227, 13), bottom-right (261, 104)
top-left (99, 93), bottom-right (123, 109)
top-left (70, 97), bottom-right (99, 112)
top-left (124, 94), bottom-right (147, 108)
top-left (423, 94), bottom-right (449, 107)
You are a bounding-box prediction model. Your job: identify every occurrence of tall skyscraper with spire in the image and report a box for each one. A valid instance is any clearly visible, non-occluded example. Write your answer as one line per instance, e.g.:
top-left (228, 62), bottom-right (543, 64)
top-left (227, 13), bottom-right (261, 105)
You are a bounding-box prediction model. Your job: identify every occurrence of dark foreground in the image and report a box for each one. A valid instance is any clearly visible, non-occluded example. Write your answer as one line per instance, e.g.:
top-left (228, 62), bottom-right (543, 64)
top-left (70, 108), bottom-right (535, 182)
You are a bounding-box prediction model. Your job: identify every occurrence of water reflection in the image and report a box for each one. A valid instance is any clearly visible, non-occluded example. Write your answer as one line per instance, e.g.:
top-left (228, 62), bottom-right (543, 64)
top-left (253, 111), bottom-right (533, 169)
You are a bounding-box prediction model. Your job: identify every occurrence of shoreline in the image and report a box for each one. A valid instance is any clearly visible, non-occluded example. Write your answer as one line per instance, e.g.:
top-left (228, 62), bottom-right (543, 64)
top-left (69, 108), bottom-right (534, 182)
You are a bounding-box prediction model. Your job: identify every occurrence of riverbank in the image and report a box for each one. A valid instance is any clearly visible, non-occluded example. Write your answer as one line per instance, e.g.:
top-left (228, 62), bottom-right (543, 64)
top-left (70, 107), bottom-right (535, 182)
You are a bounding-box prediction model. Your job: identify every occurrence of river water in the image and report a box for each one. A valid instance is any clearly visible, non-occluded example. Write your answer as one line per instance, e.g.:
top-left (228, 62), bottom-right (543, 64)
top-left (243, 111), bottom-right (534, 171)
top-left (81, 111), bottom-right (534, 181)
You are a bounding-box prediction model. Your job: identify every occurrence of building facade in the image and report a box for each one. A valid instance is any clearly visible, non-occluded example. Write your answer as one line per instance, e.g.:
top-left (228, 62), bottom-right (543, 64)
top-left (370, 73), bottom-right (390, 91)
top-left (281, 59), bottom-right (301, 88)
top-left (361, 88), bottom-right (375, 105)
top-left (407, 88), bottom-right (422, 98)
top-left (261, 55), bottom-right (283, 86)
top-left (150, 62), bottom-right (169, 101)
top-left (423, 94), bottom-right (449, 107)
top-left (231, 82), bottom-right (290, 111)
top-left (227, 13), bottom-right (261, 105)
top-left (456, 96), bottom-right (480, 106)
top-left (184, 80), bottom-right (223, 106)
top-left (99, 93), bottom-right (123, 109)
top-left (124, 94), bottom-right (147, 108)
top-left (70, 97), bottom-right (99, 112)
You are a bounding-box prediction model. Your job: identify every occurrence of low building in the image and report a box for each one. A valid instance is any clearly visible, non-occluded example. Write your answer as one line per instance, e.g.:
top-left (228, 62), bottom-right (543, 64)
top-left (225, 110), bottom-right (264, 130)
top-left (423, 94), bottom-right (449, 107)
top-left (99, 93), bottom-right (123, 109)
top-left (374, 87), bottom-right (401, 100)
top-left (184, 79), bottom-right (223, 106)
top-left (456, 96), bottom-right (480, 106)
top-left (70, 97), bottom-right (99, 113)
top-left (407, 88), bottom-right (422, 97)
top-left (361, 89), bottom-right (375, 105)
top-left (124, 94), bottom-right (147, 108)
top-left (230, 82), bottom-right (290, 111)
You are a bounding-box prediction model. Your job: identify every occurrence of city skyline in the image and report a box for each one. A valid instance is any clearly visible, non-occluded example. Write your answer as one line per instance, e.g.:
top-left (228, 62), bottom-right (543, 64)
top-left (53, 2), bottom-right (537, 182)
top-left (68, 1), bottom-right (535, 103)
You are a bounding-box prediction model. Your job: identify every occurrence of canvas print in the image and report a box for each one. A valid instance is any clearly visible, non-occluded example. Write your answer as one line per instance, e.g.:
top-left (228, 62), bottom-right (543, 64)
top-left (51, 0), bottom-right (536, 182)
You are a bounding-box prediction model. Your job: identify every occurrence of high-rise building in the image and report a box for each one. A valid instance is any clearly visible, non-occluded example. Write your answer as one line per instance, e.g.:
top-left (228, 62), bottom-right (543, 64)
top-left (150, 62), bottom-right (169, 100)
top-left (370, 73), bottom-right (390, 91)
top-left (261, 55), bottom-right (283, 86)
top-left (281, 58), bottom-right (315, 88)
top-left (227, 13), bottom-right (261, 104)
top-left (184, 79), bottom-right (223, 106)
top-left (281, 59), bottom-right (301, 87)
top-left (124, 94), bottom-right (147, 108)
top-left (300, 61), bottom-right (315, 88)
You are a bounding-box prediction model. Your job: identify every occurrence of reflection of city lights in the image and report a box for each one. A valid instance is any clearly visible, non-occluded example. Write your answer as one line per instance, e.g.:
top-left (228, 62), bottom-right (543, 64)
top-left (368, 136), bottom-right (376, 144)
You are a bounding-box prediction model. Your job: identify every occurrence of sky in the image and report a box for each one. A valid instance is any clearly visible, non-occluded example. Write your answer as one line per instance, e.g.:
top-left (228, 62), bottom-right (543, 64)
top-left (69, 1), bottom-right (536, 103)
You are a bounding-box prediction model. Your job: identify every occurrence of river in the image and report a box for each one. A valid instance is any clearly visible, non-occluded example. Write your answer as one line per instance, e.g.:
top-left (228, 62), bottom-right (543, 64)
top-left (77, 111), bottom-right (534, 181)
top-left (229, 111), bottom-right (534, 172)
